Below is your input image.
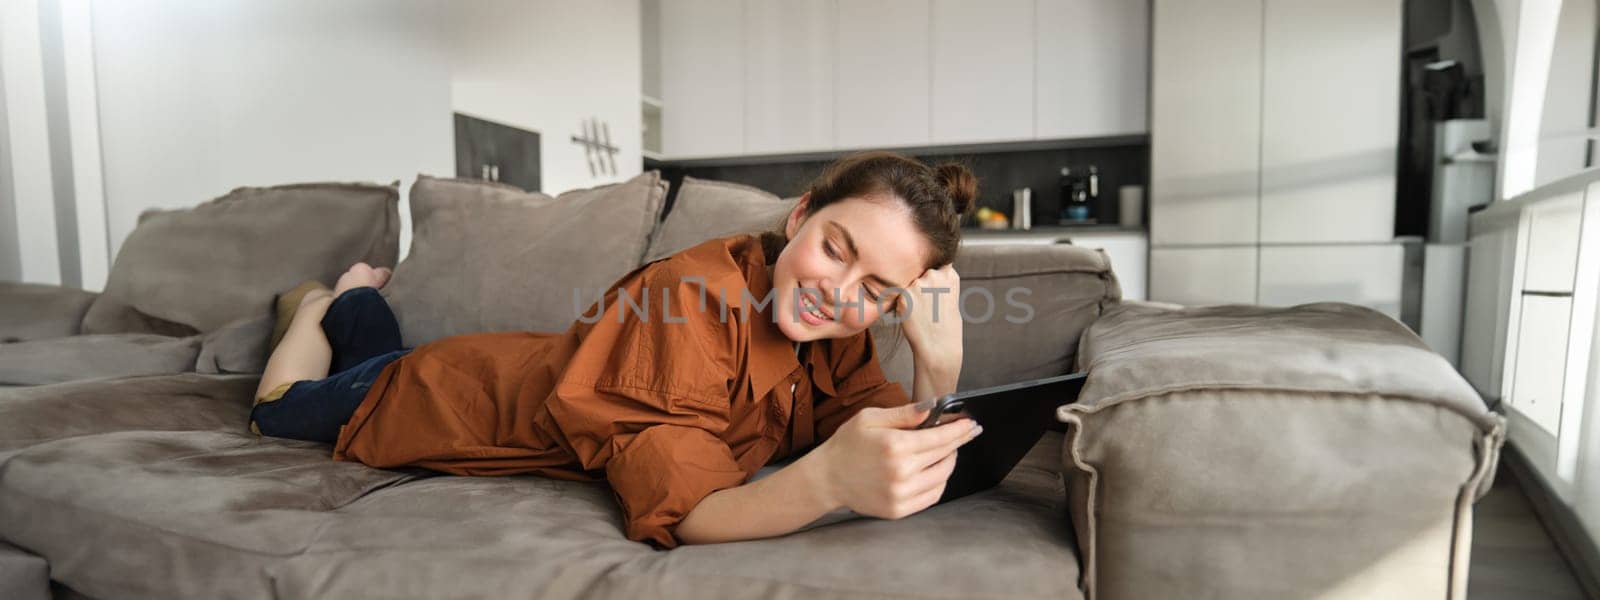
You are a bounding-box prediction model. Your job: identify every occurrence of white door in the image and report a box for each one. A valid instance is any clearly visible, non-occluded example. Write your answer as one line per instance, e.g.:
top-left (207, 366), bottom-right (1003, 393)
top-left (744, 0), bottom-right (836, 155)
top-left (1149, 0), bottom-right (1263, 246)
top-left (1257, 0), bottom-right (1400, 244)
top-left (835, 0), bottom-right (931, 149)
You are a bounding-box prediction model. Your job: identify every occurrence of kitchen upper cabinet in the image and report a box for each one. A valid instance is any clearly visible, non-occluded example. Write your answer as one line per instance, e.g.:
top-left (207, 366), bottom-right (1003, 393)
top-left (1149, 0), bottom-right (1262, 246)
top-left (1257, 0), bottom-right (1400, 244)
top-left (660, 0), bottom-right (744, 158)
top-left (1150, 246), bottom-right (1259, 306)
top-left (744, 1), bottom-right (835, 155)
top-left (1035, 0), bottom-right (1149, 139)
top-left (835, 0), bottom-right (931, 149)
top-left (930, 0), bottom-right (1034, 144)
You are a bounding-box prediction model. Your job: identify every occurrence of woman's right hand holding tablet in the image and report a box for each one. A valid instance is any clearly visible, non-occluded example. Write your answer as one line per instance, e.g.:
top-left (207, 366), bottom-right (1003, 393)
top-left (811, 402), bottom-right (982, 519)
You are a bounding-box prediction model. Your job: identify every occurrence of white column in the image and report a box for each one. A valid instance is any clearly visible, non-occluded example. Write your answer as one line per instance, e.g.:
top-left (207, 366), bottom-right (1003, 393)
top-left (1, 0), bottom-right (62, 285)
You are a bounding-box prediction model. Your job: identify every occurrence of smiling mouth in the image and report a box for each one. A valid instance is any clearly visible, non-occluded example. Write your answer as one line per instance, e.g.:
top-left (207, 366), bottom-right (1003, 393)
top-left (799, 289), bottom-right (834, 322)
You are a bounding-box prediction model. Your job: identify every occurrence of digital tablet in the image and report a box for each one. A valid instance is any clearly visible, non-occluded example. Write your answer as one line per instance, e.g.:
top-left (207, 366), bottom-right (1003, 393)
top-left (916, 372), bottom-right (1089, 503)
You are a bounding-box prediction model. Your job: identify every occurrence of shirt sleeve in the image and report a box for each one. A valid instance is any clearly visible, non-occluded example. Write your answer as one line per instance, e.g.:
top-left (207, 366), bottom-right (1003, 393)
top-left (812, 331), bottom-right (913, 441)
top-left (543, 260), bottom-right (749, 548)
top-left (604, 422), bottom-right (748, 547)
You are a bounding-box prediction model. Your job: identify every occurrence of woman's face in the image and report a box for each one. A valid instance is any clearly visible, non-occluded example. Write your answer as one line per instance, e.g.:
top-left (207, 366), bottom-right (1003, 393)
top-left (771, 194), bottom-right (933, 342)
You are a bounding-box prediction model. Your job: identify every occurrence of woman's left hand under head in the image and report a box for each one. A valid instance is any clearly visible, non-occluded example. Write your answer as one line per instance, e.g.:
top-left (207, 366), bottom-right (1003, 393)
top-left (894, 264), bottom-right (963, 372)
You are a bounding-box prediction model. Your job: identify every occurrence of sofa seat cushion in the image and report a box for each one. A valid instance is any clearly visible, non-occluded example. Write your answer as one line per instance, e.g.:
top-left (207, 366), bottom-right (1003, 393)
top-left (383, 173), bottom-right (667, 346)
top-left (1059, 302), bottom-right (1505, 599)
top-left (0, 374), bottom-right (1082, 600)
top-left (83, 182), bottom-right (401, 335)
top-left (0, 335), bottom-right (203, 386)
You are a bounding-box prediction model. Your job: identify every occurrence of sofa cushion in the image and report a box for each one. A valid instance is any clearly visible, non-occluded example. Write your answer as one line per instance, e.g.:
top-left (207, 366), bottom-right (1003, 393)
top-left (0, 541), bottom-right (47, 600)
top-left (195, 314), bottom-right (274, 375)
top-left (1058, 302), bottom-right (1505, 599)
top-left (0, 373), bottom-right (1084, 599)
top-left (82, 182), bottom-right (401, 335)
top-left (644, 176), bottom-right (795, 263)
top-left (382, 173), bottom-right (667, 346)
top-left (0, 334), bottom-right (203, 386)
top-left (0, 283), bottom-right (98, 342)
top-left (872, 243), bottom-right (1122, 394)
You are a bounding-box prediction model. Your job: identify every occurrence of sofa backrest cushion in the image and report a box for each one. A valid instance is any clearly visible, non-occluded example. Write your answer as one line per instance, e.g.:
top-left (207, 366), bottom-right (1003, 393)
top-left (382, 172), bottom-right (667, 346)
top-left (82, 183), bottom-right (400, 335)
top-left (643, 176), bottom-right (795, 263)
top-left (871, 243), bottom-right (1123, 394)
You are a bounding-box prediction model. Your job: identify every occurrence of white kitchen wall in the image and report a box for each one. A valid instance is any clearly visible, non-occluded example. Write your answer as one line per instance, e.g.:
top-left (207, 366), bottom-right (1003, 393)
top-left (449, 0), bottom-right (642, 197)
top-left (90, 0), bottom-right (454, 268)
top-left (4, 0), bottom-right (642, 287)
top-left (1533, 0), bottom-right (1595, 187)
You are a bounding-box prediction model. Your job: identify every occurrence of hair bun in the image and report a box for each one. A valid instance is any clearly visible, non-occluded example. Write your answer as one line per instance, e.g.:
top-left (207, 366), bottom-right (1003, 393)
top-left (934, 163), bottom-right (978, 216)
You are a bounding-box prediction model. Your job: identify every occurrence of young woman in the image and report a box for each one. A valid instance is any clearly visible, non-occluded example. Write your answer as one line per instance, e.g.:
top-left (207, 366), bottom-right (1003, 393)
top-left (250, 151), bottom-right (981, 547)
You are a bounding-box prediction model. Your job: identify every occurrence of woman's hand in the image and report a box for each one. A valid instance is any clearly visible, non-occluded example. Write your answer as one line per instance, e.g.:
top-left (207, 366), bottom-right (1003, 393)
top-left (810, 403), bottom-right (980, 519)
top-left (895, 265), bottom-right (963, 374)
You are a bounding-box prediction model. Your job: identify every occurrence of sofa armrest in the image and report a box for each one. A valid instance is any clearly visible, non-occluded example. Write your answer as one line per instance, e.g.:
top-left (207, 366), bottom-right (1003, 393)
top-left (1059, 301), bottom-right (1504, 599)
top-left (0, 282), bottom-right (98, 343)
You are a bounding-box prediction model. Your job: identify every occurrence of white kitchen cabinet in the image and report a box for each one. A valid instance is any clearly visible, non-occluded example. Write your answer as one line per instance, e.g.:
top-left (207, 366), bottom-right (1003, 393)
top-left (1149, 0), bottom-right (1263, 246)
top-left (1522, 190), bottom-right (1584, 293)
top-left (660, 0), bottom-right (745, 157)
top-left (835, 0), bottom-right (930, 149)
top-left (1510, 294), bottom-right (1572, 435)
top-left (1257, 244), bottom-right (1406, 319)
top-left (1034, 0), bottom-right (1149, 139)
top-left (929, 0), bottom-right (1034, 144)
top-left (744, 0), bottom-right (835, 155)
top-left (1150, 246), bottom-right (1259, 306)
top-left (1257, 0), bottom-right (1400, 244)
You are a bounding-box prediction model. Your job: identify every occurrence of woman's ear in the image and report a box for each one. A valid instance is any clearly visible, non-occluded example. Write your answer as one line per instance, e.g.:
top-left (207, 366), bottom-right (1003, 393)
top-left (784, 193), bottom-right (811, 238)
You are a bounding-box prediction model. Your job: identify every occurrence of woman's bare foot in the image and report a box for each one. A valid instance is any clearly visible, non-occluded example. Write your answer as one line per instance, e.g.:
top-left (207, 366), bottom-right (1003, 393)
top-left (333, 262), bottom-right (392, 296)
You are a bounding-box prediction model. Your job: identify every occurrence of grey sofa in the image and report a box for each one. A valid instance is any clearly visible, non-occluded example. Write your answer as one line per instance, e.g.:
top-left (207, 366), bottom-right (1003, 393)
top-left (0, 173), bottom-right (1502, 599)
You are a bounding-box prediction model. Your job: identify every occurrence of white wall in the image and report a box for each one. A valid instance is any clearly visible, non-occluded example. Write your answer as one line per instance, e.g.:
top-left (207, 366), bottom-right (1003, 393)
top-left (1534, 0), bottom-right (1595, 187)
top-left (1, 0), bottom-right (64, 285)
top-left (90, 0), bottom-right (455, 269)
top-left (448, 0), bottom-right (642, 196)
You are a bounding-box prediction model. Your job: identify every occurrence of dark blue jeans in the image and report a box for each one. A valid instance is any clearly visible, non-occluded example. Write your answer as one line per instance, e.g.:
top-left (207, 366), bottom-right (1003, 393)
top-left (250, 287), bottom-right (410, 443)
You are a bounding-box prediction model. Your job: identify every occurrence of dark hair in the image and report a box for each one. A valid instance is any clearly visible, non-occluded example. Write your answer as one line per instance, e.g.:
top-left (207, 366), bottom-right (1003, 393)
top-left (760, 151), bottom-right (977, 267)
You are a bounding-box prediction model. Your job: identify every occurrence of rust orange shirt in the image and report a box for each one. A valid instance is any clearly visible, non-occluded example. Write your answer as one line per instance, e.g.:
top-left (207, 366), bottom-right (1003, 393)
top-left (332, 234), bottom-right (911, 547)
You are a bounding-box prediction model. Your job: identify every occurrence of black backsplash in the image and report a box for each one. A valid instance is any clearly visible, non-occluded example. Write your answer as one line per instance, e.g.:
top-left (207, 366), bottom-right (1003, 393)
top-left (647, 139), bottom-right (1149, 227)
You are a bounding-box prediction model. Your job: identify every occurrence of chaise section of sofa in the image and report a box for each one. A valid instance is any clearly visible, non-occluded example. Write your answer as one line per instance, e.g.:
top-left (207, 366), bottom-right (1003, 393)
top-left (1058, 301), bottom-right (1505, 600)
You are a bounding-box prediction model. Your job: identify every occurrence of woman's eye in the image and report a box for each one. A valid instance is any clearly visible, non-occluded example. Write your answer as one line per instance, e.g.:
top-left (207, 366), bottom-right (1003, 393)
top-left (864, 287), bottom-right (881, 302)
top-left (823, 242), bottom-right (842, 261)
